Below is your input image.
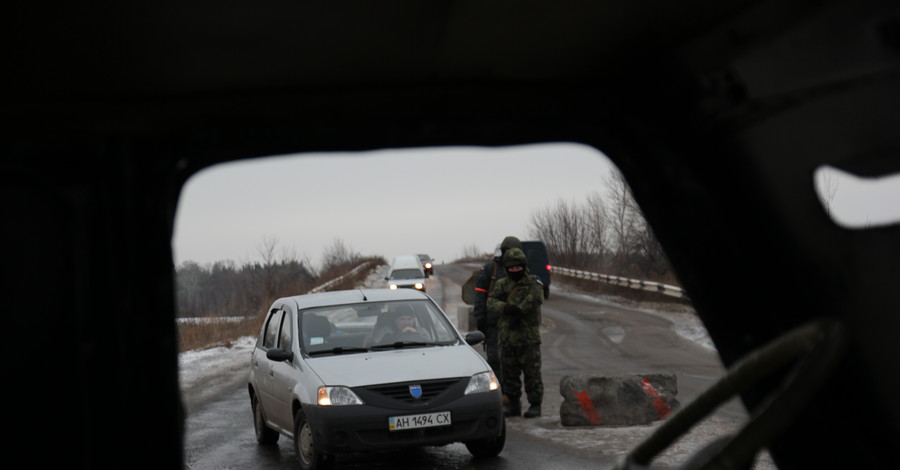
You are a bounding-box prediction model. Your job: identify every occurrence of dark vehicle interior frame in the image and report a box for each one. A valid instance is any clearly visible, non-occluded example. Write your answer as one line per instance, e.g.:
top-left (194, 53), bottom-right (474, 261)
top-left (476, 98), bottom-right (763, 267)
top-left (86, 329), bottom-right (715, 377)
top-left (7, 0), bottom-right (898, 468)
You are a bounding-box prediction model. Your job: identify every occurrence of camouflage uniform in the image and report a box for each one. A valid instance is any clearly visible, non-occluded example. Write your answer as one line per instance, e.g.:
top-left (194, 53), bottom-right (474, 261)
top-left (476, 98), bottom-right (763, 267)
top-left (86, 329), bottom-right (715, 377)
top-left (487, 247), bottom-right (544, 416)
top-left (473, 236), bottom-right (521, 385)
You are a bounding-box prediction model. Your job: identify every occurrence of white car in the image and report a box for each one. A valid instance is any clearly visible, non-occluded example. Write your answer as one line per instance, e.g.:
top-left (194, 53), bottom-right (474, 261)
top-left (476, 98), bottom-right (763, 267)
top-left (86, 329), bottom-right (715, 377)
top-left (248, 288), bottom-right (505, 469)
top-left (385, 255), bottom-right (428, 292)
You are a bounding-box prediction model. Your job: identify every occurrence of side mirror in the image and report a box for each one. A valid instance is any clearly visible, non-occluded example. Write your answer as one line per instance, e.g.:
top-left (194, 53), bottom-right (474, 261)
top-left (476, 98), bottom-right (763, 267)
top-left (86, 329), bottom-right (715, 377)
top-left (384, 277), bottom-right (390, 281)
top-left (465, 330), bottom-right (485, 346)
top-left (266, 348), bottom-right (293, 362)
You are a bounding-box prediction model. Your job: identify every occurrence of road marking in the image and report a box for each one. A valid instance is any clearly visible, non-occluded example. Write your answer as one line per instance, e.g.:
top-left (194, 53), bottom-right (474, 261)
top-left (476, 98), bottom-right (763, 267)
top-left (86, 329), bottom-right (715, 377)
top-left (602, 325), bottom-right (625, 344)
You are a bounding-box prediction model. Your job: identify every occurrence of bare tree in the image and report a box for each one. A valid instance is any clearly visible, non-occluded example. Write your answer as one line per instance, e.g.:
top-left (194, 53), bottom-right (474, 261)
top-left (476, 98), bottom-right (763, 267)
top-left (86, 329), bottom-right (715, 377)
top-left (583, 191), bottom-right (611, 270)
top-left (460, 243), bottom-right (483, 261)
top-left (175, 260), bottom-right (204, 316)
top-left (321, 237), bottom-right (360, 272)
top-left (527, 168), bottom-right (673, 280)
top-left (529, 197), bottom-right (603, 269)
top-left (252, 235), bottom-right (317, 303)
top-left (817, 167), bottom-right (840, 216)
top-left (255, 235), bottom-right (280, 300)
top-left (605, 169), bottom-right (642, 259)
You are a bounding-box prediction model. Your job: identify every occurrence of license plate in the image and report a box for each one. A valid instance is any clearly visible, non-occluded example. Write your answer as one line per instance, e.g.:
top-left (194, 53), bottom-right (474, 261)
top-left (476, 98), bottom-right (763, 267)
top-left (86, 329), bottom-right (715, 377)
top-left (388, 411), bottom-right (451, 431)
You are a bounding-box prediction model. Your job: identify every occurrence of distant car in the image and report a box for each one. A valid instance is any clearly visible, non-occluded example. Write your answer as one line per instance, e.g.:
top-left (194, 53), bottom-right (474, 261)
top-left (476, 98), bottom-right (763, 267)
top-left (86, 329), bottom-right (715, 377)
top-left (385, 255), bottom-right (428, 292)
top-left (248, 289), bottom-right (505, 469)
top-left (417, 254), bottom-right (434, 276)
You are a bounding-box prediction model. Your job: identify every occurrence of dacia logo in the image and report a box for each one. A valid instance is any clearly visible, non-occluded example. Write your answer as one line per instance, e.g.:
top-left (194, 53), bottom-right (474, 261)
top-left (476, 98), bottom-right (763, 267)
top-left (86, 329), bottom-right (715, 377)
top-left (409, 385), bottom-right (423, 399)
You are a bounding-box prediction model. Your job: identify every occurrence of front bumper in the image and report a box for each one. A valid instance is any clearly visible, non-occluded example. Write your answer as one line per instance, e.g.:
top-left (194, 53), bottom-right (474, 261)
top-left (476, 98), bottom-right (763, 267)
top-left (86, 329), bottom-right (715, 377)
top-left (390, 282), bottom-right (426, 293)
top-left (304, 390), bottom-right (502, 453)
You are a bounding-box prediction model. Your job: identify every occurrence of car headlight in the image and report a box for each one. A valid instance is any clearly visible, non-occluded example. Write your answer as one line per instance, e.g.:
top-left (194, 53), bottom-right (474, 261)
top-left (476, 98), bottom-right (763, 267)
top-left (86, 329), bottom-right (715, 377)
top-left (414, 283), bottom-right (424, 290)
top-left (389, 284), bottom-right (398, 290)
top-left (424, 262), bottom-right (432, 269)
top-left (465, 371), bottom-right (499, 395)
top-left (317, 386), bottom-right (364, 406)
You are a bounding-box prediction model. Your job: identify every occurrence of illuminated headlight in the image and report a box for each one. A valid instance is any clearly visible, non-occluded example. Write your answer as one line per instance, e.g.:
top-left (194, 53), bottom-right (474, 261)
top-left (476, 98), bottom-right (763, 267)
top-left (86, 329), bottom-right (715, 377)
top-left (414, 283), bottom-right (424, 290)
top-left (389, 284), bottom-right (398, 290)
top-left (317, 386), bottom-right (364, 406)
top-left (424, 262), bottom-right (432, 269)
top-left (465, 371), bottom-right (499, 395)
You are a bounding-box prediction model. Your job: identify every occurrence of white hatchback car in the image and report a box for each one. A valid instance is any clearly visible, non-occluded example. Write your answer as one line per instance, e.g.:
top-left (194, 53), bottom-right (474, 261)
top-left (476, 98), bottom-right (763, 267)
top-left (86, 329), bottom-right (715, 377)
top-left (248, 288), bottom-right (505, 469)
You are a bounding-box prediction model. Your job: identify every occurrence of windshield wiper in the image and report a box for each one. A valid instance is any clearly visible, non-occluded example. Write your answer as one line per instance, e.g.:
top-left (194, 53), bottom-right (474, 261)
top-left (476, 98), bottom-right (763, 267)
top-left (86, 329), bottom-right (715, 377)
top-left (308, 347), bottom-right (371, 356)
top-left (369, 341), bottom-right (438, 350)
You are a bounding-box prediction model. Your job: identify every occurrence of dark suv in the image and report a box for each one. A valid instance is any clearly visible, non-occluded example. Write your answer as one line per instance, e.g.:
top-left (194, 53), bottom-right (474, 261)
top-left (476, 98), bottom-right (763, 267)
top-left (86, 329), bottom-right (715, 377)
top-left (520, 241), bottom-right (551, 299)
top-left (462, 240), bottom-right (552, 305)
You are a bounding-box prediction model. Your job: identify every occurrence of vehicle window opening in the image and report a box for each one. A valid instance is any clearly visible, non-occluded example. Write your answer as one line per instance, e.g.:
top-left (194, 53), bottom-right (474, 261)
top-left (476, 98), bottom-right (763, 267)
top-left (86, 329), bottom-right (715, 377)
top-left (263, 310), bottom-right (283, 349)
top-left (279, 312), bottom-right (293, 350)
top-left (814, 164), bottom-right (900, 229)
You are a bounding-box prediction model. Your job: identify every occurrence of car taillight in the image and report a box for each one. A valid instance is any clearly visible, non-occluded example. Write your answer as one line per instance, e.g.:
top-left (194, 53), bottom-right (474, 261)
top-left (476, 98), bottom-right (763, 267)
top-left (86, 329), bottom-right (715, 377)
top-left (546, 264), bottom-right (552, 271)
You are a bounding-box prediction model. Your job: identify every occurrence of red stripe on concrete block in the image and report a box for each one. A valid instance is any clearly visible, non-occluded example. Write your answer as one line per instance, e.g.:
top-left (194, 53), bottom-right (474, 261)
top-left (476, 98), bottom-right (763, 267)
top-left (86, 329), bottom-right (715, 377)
top-left (575, 390), bottom-right (602, 424)
top-left (640, 378), bottom-right (672, 419)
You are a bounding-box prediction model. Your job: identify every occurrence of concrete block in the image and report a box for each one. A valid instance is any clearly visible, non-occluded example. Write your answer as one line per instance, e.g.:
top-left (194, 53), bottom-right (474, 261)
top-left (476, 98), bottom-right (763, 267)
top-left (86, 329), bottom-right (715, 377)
top-left (457, 306), bottom-right (474, 331)
top-left (560, 374), bottom-right (680, 426)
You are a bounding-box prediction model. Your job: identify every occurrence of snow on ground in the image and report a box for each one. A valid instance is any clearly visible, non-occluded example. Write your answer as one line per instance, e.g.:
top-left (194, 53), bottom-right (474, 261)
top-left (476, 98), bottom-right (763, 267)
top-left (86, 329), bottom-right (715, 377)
top-left (548, 283), bottom-right (717, 351)
top-left (178, 268), bottom-right (773, 469)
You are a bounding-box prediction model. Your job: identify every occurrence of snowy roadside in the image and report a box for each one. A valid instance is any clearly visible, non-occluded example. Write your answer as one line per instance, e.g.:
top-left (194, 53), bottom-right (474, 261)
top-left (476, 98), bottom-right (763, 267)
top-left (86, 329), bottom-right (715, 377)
top-left (178, 264), bottom-right (390, 412)
top-left (548, 281), bottom-right (716, 351)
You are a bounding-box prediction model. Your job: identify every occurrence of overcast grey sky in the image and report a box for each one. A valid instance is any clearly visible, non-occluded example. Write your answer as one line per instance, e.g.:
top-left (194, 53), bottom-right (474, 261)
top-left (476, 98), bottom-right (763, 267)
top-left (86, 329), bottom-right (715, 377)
top-left (173, 143), bottom-right (616, 269)
top-left (172, 144), bottom-right (900, 270)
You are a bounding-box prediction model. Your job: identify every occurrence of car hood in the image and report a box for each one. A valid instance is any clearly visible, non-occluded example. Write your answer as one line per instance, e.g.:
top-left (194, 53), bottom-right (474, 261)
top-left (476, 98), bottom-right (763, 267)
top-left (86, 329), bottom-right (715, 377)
top-left (388, 278), bottom-right (425, 285)
top-left (307, 345), bottom-right (489, 387)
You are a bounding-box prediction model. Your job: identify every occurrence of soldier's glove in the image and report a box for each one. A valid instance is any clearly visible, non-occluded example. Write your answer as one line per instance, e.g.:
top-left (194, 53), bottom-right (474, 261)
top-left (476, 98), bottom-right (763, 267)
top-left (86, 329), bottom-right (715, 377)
top-left (503, 304), bottom-right (523, 316)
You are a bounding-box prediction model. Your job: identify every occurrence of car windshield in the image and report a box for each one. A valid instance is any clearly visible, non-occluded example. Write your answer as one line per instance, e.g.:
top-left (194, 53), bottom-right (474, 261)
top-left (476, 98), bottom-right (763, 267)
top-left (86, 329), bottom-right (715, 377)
top-left (299, 299), bottom-right (459, 355)
top-left (389, 269), bottom-right (423, 280)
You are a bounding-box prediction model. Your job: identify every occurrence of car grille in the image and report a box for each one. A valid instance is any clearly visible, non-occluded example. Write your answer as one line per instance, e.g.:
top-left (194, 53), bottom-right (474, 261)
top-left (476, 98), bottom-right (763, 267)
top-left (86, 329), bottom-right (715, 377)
top-left (362, 378), bottom-right (464, 404)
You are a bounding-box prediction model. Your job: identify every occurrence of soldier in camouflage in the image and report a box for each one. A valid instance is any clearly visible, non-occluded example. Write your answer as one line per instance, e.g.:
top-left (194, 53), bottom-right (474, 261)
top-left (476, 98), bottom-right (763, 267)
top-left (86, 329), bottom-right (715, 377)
top-left (488, 247), bottom-right (545, 418)
top-left (473, 235), bottom-right (522, 388)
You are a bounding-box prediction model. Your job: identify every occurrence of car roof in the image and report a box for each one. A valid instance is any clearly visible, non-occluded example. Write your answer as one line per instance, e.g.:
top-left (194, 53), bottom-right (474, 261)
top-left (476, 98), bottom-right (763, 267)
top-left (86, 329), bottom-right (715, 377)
top-left (282, 288), bottom-right (429, 311)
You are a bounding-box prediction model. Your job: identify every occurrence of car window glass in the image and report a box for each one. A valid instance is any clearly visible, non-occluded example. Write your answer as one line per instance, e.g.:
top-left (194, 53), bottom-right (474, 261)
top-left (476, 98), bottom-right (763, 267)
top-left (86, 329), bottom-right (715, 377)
top-left (263, 310), bottom-right (283, 349)
top-left (390, 269), bottom-right (423, 280)
top-left (300, 300), bottom-right (459, 354)
top-left (421, 303), bottom-right (457, 340)
top-left (279, 311), bottom-right (292, 351)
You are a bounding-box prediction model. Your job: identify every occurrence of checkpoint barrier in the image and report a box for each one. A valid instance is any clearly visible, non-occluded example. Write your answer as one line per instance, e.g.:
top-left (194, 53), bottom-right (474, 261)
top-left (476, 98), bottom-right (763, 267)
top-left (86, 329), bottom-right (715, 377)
top-left (553, 267), bottom-right (689, 300)
top-left (560, 374), bottom-right (680, 426)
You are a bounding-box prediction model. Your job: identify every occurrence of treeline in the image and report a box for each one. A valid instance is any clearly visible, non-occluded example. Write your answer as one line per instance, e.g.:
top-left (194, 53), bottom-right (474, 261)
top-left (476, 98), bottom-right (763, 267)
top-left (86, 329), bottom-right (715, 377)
top-left (176, 237), bottom-right (381, 318)
top-left (528, 169), bottom-right (673, 282)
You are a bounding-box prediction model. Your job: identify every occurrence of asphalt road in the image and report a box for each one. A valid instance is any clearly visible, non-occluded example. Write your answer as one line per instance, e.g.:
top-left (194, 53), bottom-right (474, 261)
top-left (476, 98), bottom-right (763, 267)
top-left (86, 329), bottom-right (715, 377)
top-left (183, 263), bottom-right (766, 470)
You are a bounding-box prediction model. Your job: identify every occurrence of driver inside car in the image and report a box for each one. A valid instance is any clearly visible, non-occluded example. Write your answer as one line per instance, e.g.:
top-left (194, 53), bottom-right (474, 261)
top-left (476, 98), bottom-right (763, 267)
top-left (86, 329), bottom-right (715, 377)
top-left (365, 305), bottom-right (423, 346)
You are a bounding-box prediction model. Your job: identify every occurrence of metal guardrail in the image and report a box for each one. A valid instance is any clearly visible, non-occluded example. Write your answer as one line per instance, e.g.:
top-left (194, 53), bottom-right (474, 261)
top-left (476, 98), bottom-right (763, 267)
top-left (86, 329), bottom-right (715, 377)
top-left (553, 266), bottom-right (689, 299)
top-left (307, 261), bottom-right (377, 294)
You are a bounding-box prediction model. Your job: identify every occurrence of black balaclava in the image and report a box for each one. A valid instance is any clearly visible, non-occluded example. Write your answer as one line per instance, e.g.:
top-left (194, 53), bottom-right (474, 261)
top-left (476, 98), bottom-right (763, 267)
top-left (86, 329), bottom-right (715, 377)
top-left (503, 247), bottom-right (528, 282)
top-left (507, 266), bottom-right (526, 282)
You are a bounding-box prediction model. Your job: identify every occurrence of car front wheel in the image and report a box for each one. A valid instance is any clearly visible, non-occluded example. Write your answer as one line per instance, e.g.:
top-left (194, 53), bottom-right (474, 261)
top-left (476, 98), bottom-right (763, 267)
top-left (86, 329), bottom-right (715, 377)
top-left (464, 418), bottom-right (506, 458)
top-left (294, 409), bottom-right (332, 470)
top-left (252, 395), bottom-right (279, 445)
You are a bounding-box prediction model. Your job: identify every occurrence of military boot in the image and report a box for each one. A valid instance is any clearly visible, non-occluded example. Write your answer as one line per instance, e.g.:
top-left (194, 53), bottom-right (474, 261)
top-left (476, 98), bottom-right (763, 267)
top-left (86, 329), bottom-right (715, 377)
top-left (504, 399), bottom-right (521, 417)
top-left (523, 403), bottom-right (541, 418)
